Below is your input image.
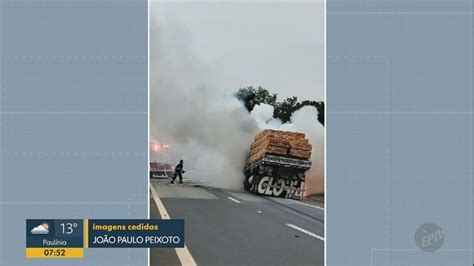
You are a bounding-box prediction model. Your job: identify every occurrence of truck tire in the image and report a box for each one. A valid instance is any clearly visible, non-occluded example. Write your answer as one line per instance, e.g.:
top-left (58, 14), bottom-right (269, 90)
top-left (243, 178), bottom-right (251, 191)
top-left (244, 175), bottom-right (255, 192)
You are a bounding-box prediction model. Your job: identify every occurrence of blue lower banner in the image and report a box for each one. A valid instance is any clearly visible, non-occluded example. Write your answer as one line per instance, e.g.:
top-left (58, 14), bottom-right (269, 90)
top-left (87, 219), bottom-right (184, 248)
top-left (26, 219), bottom-right (184, 258)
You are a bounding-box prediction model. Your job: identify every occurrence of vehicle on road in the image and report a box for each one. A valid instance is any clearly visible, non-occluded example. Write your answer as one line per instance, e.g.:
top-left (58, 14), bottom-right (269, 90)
top-left (244, 129), bottom-right (312, 200)
top-left (149, 161), bottom-right (174, 179)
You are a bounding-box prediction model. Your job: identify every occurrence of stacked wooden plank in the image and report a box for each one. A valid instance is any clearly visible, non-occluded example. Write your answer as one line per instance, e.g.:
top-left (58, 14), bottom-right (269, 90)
top-left (248, 129), bottom-right (312, 163)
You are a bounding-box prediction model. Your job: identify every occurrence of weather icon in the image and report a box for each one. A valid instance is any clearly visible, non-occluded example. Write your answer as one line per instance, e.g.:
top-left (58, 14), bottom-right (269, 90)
top-left (31, 222), bottom-right (49, 235)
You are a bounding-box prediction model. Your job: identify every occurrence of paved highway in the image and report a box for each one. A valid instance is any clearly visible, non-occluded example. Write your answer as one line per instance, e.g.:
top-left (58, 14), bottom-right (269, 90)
top-left (150, 177), bottom-right (324, 266)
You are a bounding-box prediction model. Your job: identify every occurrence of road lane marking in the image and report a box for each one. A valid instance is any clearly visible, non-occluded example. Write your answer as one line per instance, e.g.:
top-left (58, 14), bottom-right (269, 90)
top-left (150, 184), bottom-right (170, 219)
top-left (150, 182), bottom-right (197, 266)
top-left (286, 223), bottom-right (325, 241)
top-left (291, 199), bottom-right (325, 211)
top-left (228, 197), bottom-right (241, 204)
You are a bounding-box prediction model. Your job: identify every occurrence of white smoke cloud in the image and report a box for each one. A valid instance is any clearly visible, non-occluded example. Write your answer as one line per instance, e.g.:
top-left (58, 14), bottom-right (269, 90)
top-left (288, 106), bottom-right (325, 196)
top-left (150, 16), bottom-right (260, 190)
top-left (150, 16), bottom-right (324, 195)
top-left (249, 104), bottom-right (282, 129)
top-left (250, 104), bottom-right (324, 195)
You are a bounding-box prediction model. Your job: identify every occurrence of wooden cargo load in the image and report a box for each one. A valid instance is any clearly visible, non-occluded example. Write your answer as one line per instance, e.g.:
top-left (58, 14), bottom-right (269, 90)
top-left (248, 129), bottom-right (312, 163)
top-left (289, 148), bottom-right (312, 158)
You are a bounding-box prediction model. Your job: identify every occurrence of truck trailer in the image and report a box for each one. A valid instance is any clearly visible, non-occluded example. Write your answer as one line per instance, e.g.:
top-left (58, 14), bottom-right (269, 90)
top-left (243, 129), bottom-right (312, 200)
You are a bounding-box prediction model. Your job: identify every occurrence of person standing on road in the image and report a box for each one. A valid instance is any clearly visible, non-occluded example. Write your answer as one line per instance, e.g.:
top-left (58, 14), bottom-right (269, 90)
top-left (171, 159), bottom-right (185, 184)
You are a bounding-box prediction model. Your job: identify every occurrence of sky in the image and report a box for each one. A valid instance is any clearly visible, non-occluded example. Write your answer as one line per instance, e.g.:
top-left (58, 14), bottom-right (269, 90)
top-left (151, 2), bottom-right (324, 101)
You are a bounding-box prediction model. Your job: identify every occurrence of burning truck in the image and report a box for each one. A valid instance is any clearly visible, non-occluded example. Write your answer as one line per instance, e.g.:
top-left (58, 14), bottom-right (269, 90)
top-left (244, 129), bottom-right (312, 200)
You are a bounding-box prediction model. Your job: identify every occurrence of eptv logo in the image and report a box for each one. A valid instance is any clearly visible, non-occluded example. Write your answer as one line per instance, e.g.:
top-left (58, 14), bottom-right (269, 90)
top-left (415, 223), bottom-right (444, 252)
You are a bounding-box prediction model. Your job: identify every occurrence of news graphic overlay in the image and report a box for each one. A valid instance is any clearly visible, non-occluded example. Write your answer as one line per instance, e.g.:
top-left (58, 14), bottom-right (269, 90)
top-left (87, 219), bottom-right (184, 248)
top-left (26, 219), bottom-right (84, 258)
top-left (26, 219), bottom-right (184, 258)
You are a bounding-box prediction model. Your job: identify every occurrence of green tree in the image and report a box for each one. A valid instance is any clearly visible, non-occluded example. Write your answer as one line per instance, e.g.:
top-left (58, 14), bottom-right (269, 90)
top-left (274, 96), bottom-right (298, 123)
top-left (295, 100), bottom-right (325, 125)
top-left (235, 86), bottom-right (256, 112)
top-left (235, 86), bottom-right (324, 126)
top-left (255, 86), bottom-right (277, 107)
top-left (235, 86), bottom-right (277, 112)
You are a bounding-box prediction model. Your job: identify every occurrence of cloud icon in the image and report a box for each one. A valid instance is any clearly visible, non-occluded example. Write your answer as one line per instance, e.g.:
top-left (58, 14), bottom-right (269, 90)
top-left (31, 223), bottom-right (49, 235)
